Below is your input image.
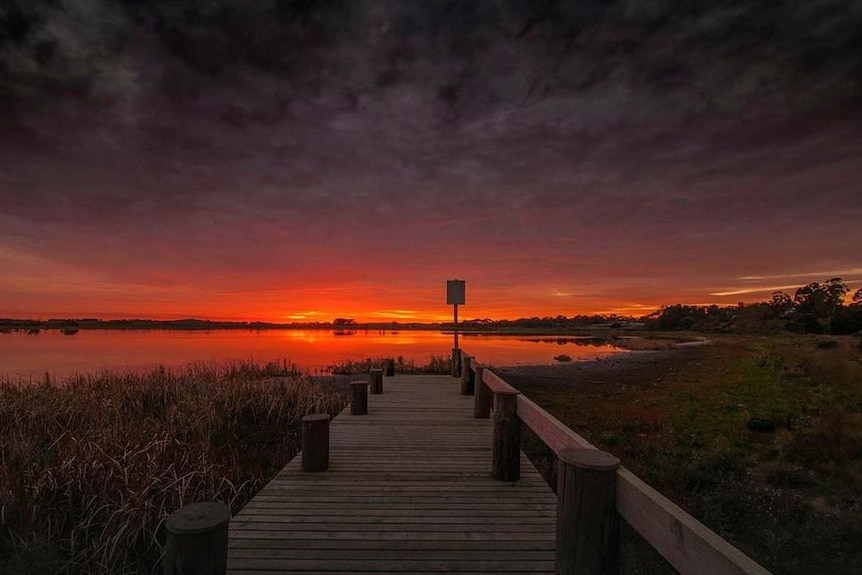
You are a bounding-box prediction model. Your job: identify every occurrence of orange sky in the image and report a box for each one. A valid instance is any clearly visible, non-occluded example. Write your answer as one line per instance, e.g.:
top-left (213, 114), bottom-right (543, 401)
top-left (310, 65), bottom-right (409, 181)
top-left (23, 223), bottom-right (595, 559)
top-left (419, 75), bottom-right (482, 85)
top-left (3, 248), bottom-right (861, 322)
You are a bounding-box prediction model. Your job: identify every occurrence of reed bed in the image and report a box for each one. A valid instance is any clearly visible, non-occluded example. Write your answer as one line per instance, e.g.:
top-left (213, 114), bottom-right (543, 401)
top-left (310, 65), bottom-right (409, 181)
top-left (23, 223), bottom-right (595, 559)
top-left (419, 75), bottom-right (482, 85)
top-left (328, 354), bottom-right (450, 375)
top-left (0, 360), bottom-right (346, 574)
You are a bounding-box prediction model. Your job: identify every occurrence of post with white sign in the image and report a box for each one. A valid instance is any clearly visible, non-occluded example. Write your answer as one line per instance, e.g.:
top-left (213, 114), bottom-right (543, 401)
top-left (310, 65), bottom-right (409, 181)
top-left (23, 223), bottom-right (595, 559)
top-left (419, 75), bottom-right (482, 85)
top-left (446, 280), bottom-right (465, 377)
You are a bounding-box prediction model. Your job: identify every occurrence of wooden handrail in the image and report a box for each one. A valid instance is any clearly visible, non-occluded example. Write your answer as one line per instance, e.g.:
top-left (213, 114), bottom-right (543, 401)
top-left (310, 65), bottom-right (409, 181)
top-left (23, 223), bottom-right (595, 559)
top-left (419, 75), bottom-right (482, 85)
top-left (616, 469), bottom-right (771, 575)
top-left (460, 350), bottom-right (772, 575)
top-left (516, 394), bottom-right (593, 452)
top-left (482, 368), bottom-right (518, 394)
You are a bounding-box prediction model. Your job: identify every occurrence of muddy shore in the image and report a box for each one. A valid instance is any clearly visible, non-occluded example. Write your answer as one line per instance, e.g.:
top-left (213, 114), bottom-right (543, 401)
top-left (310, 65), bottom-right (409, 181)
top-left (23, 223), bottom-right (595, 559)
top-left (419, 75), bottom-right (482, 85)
top-left (495, 344), bottom-right (710, 394)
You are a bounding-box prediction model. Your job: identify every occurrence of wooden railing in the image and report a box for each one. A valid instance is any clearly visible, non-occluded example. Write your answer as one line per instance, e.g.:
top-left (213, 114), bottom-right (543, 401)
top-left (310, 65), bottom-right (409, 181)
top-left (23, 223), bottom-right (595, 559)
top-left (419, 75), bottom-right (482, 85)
top-left (459, 351), bottom-right (772, 575)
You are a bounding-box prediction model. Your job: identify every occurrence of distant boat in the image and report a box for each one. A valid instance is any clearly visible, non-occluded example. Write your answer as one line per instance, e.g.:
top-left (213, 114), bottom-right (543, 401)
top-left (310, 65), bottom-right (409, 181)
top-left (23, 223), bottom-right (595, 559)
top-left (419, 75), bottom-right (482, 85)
top-left (61, 328), bottom-right (80, 335)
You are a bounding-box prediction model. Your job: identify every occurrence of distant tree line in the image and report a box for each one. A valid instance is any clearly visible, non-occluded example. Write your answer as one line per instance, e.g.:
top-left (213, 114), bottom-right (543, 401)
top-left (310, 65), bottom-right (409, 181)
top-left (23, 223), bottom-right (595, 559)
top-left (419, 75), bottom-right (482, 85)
top-left (5, 279), bottom-right (859, 336)
top-left (645, 278), bottom-right (862, 334)
top-left (458, 315), bottom-right (638, 330)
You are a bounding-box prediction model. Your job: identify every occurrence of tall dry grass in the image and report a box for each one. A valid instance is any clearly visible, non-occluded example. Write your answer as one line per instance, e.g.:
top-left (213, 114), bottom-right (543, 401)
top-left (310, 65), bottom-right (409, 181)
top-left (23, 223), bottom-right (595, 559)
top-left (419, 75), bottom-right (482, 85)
top-left (0, 360), bottom-right (346, 574)
top-left (328, 354), bottom-right (450, 375)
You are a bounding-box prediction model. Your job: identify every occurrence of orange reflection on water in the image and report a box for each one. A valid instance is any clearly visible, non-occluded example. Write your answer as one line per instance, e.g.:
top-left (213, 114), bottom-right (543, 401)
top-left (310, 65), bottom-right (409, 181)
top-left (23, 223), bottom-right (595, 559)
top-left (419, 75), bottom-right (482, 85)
top-left (1, 329), bottom-right (627, 381)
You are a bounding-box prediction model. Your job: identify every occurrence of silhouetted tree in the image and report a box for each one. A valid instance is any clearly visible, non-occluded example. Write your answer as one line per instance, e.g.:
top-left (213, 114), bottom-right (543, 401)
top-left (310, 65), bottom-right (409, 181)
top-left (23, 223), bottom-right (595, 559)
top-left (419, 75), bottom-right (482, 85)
top-left (792, 278), bottom-right (848, 332)
top-left (767, 291), bottom-right (794, 318)
top-left (832, 287), bottom-right (862, 334)
top-left (644, 279), bottom-right (857, 334)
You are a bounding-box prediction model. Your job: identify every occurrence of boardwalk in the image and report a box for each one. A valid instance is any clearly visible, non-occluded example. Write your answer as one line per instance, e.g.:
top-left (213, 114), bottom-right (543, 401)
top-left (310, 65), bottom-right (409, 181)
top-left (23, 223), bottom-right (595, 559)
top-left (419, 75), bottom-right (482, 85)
top-left (228, 374), bottom-right (557, 574)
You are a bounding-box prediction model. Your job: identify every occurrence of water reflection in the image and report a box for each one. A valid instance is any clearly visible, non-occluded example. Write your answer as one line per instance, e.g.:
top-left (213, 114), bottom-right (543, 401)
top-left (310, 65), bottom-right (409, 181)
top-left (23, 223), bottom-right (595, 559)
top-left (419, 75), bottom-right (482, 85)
top-left (460, 333), bottom-right (618, 347)
top-left (0, 329), bottom-right (626, 381)
top-left (517, 337), bottom-right (615, 347)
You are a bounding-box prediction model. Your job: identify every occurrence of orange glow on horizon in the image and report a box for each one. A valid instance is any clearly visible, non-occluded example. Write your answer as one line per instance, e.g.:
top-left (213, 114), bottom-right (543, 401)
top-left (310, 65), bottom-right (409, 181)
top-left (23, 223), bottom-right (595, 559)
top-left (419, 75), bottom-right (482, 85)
top-left (4, 271), bottom-right (860, 323)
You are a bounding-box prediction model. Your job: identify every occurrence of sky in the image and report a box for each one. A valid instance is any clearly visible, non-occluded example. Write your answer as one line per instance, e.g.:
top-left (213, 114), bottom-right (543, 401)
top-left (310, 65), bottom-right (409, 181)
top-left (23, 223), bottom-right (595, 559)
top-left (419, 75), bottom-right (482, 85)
top-left (1, 0), bottom-right (861, 322)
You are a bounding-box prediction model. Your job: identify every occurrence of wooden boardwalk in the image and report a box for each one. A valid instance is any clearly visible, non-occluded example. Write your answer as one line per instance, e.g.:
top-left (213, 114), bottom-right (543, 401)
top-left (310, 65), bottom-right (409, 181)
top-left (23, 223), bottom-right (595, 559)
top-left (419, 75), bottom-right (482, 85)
top-left (228, 374), bottom-right (557, 574)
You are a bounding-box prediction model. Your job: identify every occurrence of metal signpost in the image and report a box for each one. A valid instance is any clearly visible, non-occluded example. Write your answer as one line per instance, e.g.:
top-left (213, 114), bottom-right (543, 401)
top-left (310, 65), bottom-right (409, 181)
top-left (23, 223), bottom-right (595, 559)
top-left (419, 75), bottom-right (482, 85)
top-left (446, 280), bottom-right (465, 377)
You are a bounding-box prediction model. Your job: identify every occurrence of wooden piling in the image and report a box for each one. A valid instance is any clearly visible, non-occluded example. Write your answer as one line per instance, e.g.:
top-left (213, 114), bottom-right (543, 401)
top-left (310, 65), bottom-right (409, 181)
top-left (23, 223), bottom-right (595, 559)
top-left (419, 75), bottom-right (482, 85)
top-left (460, 354), bottom-right (474, 395)
top-left (369, 369), bottom-right (383, 394)
top-left (351, 381), bottom-right (368, 415)
top-left (164, 501), bottom-right (230, 575)
top-left (492, 390), bottom-right (521, 482)
top-left (473, 366), bottom-right (491, 419)
top-left (451, 347), bottom-right (461, 377)
top-left (301, 413), bottom-right (331, 472)
top-left (384, 358), bottom-right (395, 376)
top-left (556, 447), bottom-right (621, 575)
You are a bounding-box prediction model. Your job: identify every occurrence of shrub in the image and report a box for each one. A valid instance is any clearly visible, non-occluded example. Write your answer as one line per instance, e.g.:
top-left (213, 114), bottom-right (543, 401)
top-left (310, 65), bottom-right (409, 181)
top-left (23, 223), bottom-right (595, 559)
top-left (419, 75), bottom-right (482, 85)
top-left (747, 417), bottom-right (777, 433)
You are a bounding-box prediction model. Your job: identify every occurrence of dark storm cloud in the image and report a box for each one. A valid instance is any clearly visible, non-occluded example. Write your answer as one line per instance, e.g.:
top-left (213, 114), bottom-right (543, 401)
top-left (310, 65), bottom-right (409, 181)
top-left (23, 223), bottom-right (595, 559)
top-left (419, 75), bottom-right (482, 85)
top-left (4, 1), bottom-right (861, 154)
top-left (2, 0), bottom-right (861, 312)
top-left (5, 2), bottom-right (859, 103)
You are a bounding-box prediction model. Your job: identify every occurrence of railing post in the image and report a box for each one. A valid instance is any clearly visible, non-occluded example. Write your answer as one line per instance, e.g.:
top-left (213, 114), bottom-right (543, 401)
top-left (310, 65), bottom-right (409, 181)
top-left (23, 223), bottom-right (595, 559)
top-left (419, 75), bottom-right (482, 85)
top-left (351, 381), bottom-right (368, 415)
top-left (492, 390), bottom-right (521, 481)
top-left (369, 369), bottom-right (383, 394)
top-left (163, 501), bottom-right (230, 575)
top-left (473, 366), bottom-right (491, 418)
top-left (301, 413), bottom-right (331, 472)
top-left (460, 354), bottom-right (474, 395)
top-left (556, 448), bottom-right (621, 575)
top-left (451, 347), bottom-right (461, 377)
top-left (460, 353), bottom-right (474, 394)
top-left (384, 358), bottom-right (395, 376)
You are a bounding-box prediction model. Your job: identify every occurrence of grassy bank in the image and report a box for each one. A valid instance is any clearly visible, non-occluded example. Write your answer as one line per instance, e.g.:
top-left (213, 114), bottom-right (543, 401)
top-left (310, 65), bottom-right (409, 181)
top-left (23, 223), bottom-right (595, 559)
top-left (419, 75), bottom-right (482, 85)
top-left (0, 360), bottom-right (346, 574)
top-left (505, 334), bottom-right (862, 574)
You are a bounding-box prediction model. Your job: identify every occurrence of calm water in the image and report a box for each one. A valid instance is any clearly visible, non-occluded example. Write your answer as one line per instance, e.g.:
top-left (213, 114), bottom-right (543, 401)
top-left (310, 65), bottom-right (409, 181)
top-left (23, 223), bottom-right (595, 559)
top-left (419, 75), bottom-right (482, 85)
top-left (0, 329), bottom-right (625, 381)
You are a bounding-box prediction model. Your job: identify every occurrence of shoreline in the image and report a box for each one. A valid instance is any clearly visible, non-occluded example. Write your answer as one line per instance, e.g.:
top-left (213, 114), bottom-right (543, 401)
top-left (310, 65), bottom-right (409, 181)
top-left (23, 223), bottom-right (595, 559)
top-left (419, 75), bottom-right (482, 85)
top-left (500, 348), bottom-right (668, 375)
top-left (496, 345), bottom-right (703, 393)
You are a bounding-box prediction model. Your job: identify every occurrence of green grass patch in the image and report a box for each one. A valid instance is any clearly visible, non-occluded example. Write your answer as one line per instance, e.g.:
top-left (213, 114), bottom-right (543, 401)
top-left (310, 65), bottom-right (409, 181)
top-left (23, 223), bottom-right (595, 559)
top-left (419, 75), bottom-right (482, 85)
top-left (513, 334), bottom-right (862, 575)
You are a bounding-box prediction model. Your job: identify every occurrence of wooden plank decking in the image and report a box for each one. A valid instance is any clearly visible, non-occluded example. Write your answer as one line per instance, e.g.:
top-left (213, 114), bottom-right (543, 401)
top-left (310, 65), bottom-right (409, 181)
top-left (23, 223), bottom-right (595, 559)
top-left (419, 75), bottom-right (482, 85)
top-left (228, 374), bottom-right (557, 574)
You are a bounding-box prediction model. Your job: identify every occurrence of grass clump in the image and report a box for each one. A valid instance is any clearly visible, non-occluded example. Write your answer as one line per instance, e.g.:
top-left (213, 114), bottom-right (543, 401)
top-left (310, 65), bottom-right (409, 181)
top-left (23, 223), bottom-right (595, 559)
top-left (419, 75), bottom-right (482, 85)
top-left (510, 333), bottom-right (862, 575)
top-left (328, 354), bottom-right (450, 375)
top-left (0, 360), bottom-right (346, 574)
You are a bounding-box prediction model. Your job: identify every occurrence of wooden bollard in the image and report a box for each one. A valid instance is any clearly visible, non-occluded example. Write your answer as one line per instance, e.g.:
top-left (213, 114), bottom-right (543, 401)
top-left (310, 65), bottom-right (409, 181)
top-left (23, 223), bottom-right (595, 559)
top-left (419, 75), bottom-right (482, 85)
top-left (301, 413), bottom-right (331, 472)
top-left (556, 448), bottom-right (621, 575)
top-left (460, 355), bottom-right (474, 395)
top-left (351, 381), bottom-right (368, 415)
top-left (492, 390), bottom-right (521, 482)
top-left (163, 501), bottom-right (230, 575)
top-left (451, 347), bottom-right (461, 377)
top-left (384, 358), bottom-right (395, 376)
top-left (369, 369), bottom-right (383, 394)
top-left (473, 366), bottom-right (491, 419)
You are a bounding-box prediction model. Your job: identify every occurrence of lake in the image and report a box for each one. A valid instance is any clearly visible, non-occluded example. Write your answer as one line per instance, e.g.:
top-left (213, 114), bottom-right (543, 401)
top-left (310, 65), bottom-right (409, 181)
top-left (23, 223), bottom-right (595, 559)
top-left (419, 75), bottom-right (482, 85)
top-left (0, 329), bottom-right (626, 381)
